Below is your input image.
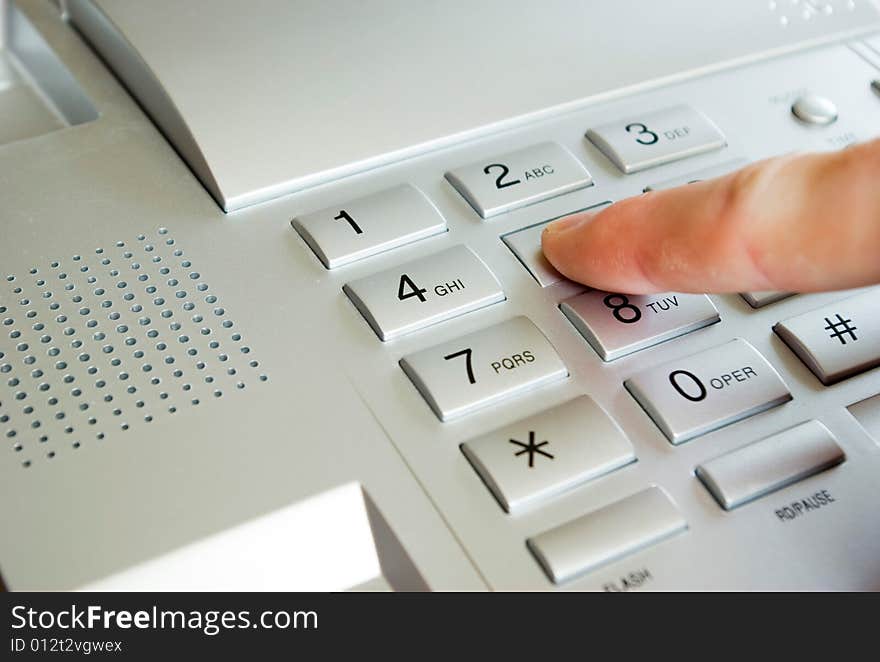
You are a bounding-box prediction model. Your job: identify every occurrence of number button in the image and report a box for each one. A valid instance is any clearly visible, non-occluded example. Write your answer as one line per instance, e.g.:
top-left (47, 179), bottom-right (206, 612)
top-left (560, 290), bottom-right (719, 361)
top-left (400, 317), bottom-right (568, 421)
top-left (291, 184), bottom-right (446, 269)
top-left (445, 142), bottom-right (593, 219)
top-left (343, 245), bottom-right (504, 341)
top-left (774, 290), bottom-right (880, 385)
top-left (624, 339), bottom-right (791, 444)
top-left (587, 105), bottom-right (726, 174)
top-left (625, 122), bottom-right (659, 146)
top-left (461, 396), bottom-right (634, 513)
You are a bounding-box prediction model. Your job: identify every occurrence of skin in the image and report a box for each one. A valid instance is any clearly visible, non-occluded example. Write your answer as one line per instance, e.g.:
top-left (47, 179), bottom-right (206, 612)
top-left (541, 138), bottom-right (880, 294)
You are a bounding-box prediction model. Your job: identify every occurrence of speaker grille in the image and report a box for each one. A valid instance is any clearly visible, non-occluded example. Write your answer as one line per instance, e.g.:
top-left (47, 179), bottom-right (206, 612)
top-left (1, 227), bottom-right (267, 468)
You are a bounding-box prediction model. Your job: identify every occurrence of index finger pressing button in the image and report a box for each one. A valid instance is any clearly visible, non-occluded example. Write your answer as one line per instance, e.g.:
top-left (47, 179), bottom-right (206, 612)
top-left (400, 317), bottom-right (568, 421)
top-left (624, 339), bottom-right (791, 444)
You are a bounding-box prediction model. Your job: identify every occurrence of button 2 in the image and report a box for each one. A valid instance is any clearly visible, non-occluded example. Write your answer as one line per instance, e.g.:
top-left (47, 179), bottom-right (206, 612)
top-left (291, 184), bottom-right (447, 269)
top-left (527, 486), bottom-right (687, 585)
top-left (400, 316), bottom-right (567, 421)
top-left (445, 142), bottom-right (593, 219)
top-left (461, 396), bottom-right (635, 513)
top-left (773, 290), bottom-right (880, 385)
top-left (501, 202), bottom-right (611, 287)
top-left (624, 338), bottom-right (791, 444)
top-left (561, 290), bottom-right (719, 361)
top-left (587, 105), bottom-right (726, 174)
top-left (343, 245), bottom-right (504, 341)
top-left (696, 420), bottom-right (845, 511)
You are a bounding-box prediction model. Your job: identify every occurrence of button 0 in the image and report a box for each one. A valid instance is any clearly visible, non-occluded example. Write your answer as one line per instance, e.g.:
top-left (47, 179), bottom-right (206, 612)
top-left (400, 317), bottom-right (567, 421)
top-left (624, 339), bottom-right (791, 445)
top-left (445, 142), bottom-right (593, 219)
top-left (527, 487), bottom-right (687, 585)
top-left (587, 105), bottom-right (726, 175)
top-left (696, 420), bottom-right (845, 511)
top-left (461, 396), bottom-right (635, 513)
top-left (561, 291), bottom-right (719, 361)
top-left (291, 184), bottom-right (446, 269)
top-left (643, 158), bottom-right (748, 192)
top-left (774, 290), bottom-right (880, 385)
top-left (791, 94), bottom-right (838, 126)
top-left (740, 291), bottom-right (794, 309)
top-left (343, 245), bottom-right (504, 341)
top-left (501, 202), bottom-right (611, 287)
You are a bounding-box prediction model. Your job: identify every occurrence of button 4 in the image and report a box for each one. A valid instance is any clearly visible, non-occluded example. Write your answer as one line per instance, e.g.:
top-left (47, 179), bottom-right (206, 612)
top-left (561, 290), bottom-right (719, 361)
top-left (587, 105), bottom-right (726, 174)
top-left (445, 142), bottom-right (593, 219)
top-left (461, 396), bottom-right (635, 513)
top-left (343, 245), bottom-right (504, 341)
top-left (625, 338), bottom-right (791, 444)
top-left (774, 290), bottom-right (880, 385)
top-left (400, 316), bottom-right (567, 421)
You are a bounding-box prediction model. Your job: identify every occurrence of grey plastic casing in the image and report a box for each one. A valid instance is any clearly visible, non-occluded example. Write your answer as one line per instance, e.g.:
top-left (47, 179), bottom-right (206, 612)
top-left (1, 1), bottom-right (880, 590)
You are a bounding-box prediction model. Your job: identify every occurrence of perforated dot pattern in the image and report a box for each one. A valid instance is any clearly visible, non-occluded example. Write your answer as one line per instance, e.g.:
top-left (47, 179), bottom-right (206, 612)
top-left (0, 228), bottom-right (267, 468)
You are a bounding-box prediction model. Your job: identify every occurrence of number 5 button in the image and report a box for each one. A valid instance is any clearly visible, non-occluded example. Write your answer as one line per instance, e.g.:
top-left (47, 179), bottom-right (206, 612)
top-left (400, 317), bottom-right (568, 421)
top-left (625, 339), bottom-right (791, 444)
top-left (445, 142), bottom-right (593, 219)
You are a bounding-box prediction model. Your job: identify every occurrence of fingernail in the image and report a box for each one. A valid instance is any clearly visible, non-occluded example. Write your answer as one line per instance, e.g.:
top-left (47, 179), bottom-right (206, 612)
top-left (543, 211), bottom-right (592, 236)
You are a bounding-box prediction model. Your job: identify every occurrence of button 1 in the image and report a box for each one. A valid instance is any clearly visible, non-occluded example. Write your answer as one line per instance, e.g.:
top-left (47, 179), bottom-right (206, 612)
top-left (560, 291), bottom-right (719, 361)
top-left (461, 396), bottom-right (635, 513)
top-left (643, 158), bottom-right (748, 192)
top-left (343, 245), bottom-right (504, 341)
top-left (291, 184), bottom-right (446, 269)
top-left (624, 339), bottom-right (791, 444)
top-left (400, 316), bottom-right (567, 421)
top-left (740, 291), bottom-right (794, 309)
top-left (527, 486), bottom-right (687, 584)
top-left (445, 142), bottom-right (593, 219)
top-left (773, 290), bottom-right (880, 385)
top-left (501, 202), bottom-right (611, 287)
top-left (696, 420), bottom-right (844, 511)
top-left (791, 94), bottom-right (838, 126)
top-left (586, 105), bottom-right (726, 175)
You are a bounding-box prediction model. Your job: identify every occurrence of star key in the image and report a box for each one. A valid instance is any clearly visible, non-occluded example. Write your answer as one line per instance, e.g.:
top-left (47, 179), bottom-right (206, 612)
top-left (509, 431), bottom-right (554, 468)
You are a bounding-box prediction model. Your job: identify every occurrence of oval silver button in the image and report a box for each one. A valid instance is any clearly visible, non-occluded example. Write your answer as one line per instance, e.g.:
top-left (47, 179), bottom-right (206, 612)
top-left (791, 94), bottom-right (838, 125)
